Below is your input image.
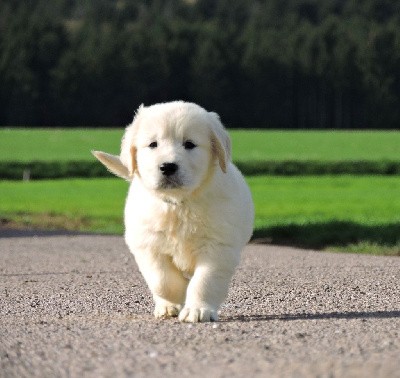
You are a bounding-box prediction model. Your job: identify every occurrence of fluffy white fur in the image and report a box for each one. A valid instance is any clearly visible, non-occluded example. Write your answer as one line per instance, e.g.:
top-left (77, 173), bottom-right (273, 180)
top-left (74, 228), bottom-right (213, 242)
top-left (93, 101), bottom-right (254, 322)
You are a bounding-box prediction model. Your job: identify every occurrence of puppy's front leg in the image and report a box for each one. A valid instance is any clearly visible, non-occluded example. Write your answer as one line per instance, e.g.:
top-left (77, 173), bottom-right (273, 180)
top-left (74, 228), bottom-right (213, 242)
top-left (179, 249), bottom-right (239, 323)
top-left (134, 252), bottom-right (189, 319)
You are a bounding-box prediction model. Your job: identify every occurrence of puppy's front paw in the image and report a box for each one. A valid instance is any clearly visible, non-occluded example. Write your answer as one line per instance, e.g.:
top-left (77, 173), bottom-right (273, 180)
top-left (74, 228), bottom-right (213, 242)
top-left (178, 307), bottom-right (218, 323)
top-left (154, 303), bottom-right (182, 319)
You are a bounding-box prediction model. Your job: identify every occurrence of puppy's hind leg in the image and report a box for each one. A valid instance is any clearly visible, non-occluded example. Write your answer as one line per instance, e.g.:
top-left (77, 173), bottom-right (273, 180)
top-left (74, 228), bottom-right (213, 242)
top-left (134, 252), bottom-right (189, 319)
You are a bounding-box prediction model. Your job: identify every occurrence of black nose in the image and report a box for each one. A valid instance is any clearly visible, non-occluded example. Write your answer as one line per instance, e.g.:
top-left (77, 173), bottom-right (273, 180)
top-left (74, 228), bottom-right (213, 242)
top-left (160, 162), bottom-right (178, 176)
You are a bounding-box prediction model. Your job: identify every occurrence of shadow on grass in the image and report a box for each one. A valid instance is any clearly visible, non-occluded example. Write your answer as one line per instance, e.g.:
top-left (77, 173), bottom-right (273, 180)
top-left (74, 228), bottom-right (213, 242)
top-left (252, 221), bottom-right (400, 255)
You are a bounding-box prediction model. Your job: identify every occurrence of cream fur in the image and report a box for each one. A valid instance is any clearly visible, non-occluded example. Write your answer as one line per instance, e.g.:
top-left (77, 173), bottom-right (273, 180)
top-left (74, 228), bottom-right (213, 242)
top-left (93, 101), bottom-right (254, 322)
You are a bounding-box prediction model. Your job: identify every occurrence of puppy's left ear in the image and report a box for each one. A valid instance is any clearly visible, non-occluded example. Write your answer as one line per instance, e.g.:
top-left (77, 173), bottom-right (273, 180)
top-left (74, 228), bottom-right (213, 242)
top-left (209, 112), bottom-right (232, 173)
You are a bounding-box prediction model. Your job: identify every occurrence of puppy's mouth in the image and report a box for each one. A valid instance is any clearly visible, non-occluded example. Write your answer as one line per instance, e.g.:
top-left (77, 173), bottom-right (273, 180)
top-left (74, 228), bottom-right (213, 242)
top-left (157, 176), bottom-right (184, 190)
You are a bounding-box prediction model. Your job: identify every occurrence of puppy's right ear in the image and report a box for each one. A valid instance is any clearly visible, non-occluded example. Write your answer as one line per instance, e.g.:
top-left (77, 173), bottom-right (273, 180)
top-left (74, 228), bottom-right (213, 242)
top-left (92, 151), bottom-right (131, 180)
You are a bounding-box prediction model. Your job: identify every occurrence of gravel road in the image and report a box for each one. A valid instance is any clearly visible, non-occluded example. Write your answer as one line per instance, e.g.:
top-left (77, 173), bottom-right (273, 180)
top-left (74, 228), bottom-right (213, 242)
top-left (0, 231), bottom-right (399, 377)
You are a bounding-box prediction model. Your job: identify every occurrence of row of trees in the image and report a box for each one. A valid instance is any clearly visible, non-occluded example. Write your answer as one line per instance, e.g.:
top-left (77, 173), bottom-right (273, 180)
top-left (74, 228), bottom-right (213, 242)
top-left (1, 0), bottom-right (400, 128)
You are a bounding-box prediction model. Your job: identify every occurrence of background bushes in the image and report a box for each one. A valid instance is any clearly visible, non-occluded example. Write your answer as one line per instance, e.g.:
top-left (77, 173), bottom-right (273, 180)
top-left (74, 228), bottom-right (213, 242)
top-left (1, 0), bottom-right (400, 129)
top-left (2, 160), bottom-right (400, 180)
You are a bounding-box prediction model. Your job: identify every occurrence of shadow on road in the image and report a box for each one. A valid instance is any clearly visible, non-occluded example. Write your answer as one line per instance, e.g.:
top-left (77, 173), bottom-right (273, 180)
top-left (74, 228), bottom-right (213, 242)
top-left (0, 229), bottom-right (102, 238)
top-left (222, 310), bottom-right (400, 322)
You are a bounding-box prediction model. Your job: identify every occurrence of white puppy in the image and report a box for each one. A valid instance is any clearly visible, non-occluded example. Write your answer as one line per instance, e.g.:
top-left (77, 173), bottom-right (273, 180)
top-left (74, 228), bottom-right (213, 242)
top-left (93, 101), bottom-right (254, 322)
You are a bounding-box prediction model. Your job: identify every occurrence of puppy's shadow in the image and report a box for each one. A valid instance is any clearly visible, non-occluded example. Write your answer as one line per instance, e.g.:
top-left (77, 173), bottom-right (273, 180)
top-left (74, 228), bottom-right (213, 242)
top-left (221, 310), bottom-right (400, 322)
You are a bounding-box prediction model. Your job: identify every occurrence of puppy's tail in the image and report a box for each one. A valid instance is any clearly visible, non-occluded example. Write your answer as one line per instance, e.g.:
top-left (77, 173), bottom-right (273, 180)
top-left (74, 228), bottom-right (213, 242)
top-left (92, 151), bottom-right (131, 181)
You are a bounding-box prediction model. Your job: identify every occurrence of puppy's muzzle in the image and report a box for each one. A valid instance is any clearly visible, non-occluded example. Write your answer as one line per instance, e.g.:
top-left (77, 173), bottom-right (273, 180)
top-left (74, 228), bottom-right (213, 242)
top-left (160, 162), bottom-right (178, 177)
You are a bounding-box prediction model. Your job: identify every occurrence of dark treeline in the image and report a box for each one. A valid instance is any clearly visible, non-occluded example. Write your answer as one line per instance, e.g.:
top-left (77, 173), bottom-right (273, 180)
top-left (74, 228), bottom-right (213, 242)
top-left (1, 0), bottom-right (400, 128)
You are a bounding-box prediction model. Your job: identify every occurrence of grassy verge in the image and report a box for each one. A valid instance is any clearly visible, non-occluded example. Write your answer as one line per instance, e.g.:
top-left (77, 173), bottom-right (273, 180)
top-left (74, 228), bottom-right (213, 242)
top-left (1, 176), bottom-right (399, 255)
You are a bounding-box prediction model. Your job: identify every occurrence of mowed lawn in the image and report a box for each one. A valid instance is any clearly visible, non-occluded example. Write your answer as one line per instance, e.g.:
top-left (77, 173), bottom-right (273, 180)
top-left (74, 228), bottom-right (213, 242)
top-left (1, 176), bottom-right (399, 254)
top-left (1, 176), bottom-right (399, 228)
top-left (1, 128), bottom-right (400, 162)
top-left (0, 128), bottom-right (399, 254)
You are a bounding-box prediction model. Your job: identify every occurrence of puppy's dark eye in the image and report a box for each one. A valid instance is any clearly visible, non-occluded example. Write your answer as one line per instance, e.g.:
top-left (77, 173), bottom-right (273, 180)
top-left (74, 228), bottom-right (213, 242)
top-left (148, 141), bottom-right (158, 149)
top-left (184, 140), bottom-right (196, 150)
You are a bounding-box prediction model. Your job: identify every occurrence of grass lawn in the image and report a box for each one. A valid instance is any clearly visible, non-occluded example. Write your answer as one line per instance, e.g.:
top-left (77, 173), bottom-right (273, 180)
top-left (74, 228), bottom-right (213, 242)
top-left (231, 130), bottom-right (400, 162)
top-left (0, 128), bottom-right (123, 162)
top-left (0, 179), bottom-right (128, 234)
top-left (1, 128), bottom-right (399, 162)
top-left (1, 176), bottom-right (399, 255)
top-left (1, 128), bottom-right (399, 255)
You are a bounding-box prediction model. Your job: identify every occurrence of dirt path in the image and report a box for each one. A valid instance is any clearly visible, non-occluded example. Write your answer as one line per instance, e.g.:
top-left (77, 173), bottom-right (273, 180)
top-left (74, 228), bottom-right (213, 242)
top-left (0, 232), bottom-right (399, 377)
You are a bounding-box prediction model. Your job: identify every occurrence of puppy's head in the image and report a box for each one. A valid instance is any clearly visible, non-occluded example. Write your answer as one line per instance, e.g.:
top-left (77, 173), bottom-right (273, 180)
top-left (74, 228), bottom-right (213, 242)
top-left (93, 101), bottom-right (231, 198)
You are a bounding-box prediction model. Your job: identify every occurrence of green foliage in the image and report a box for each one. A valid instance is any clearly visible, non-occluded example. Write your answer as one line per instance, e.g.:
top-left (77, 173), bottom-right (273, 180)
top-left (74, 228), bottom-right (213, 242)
top-left (0, 161), bottom-right (111, 180)
top-left (236, 160), bottom-right (400, 176)
top-left (2, 160), bottom-right (400, 180)
top-left (0, 1), bottom-right (68, 124)
top-left (1, 1), bottom-right (400, 127)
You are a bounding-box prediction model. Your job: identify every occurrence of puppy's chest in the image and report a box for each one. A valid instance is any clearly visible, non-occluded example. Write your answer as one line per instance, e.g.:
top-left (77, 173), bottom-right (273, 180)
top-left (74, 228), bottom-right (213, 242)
top-left (152, 204), bottom-right (208, 272)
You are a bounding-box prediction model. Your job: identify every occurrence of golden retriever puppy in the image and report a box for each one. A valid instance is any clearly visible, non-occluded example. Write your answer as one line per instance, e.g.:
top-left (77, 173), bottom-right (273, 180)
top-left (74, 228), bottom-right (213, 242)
top-left (93, 101), bottom-right (254, 322)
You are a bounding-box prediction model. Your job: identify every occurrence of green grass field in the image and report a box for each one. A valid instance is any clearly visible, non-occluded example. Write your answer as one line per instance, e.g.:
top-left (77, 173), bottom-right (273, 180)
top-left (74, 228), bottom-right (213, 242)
top-left (0, 128), bottom-right (399, 255)
top-left (1, 128), bottom-right (399, 162)
top-left (1, 176), bottom-right (399, 255)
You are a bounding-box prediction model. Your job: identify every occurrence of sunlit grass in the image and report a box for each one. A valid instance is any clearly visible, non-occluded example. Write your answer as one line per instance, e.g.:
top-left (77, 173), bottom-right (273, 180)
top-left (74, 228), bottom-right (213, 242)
top-left (1, 176), bottom-right (399, 254)
top-left (1, 128), bottom-right (399, 162)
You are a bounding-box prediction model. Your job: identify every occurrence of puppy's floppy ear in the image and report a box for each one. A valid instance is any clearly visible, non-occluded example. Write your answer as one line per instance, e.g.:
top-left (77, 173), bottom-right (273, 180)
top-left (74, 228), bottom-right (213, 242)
top-left (129, 145), bottom-right (138, 177)
top-left (92, 151), bottom-right (131, 180)
top-left (118, 104), bottom-right (145, 178)
top-left (209, 112), bottom-right (232, 174)
top-left (92, 105), bottom-right (144, 181)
